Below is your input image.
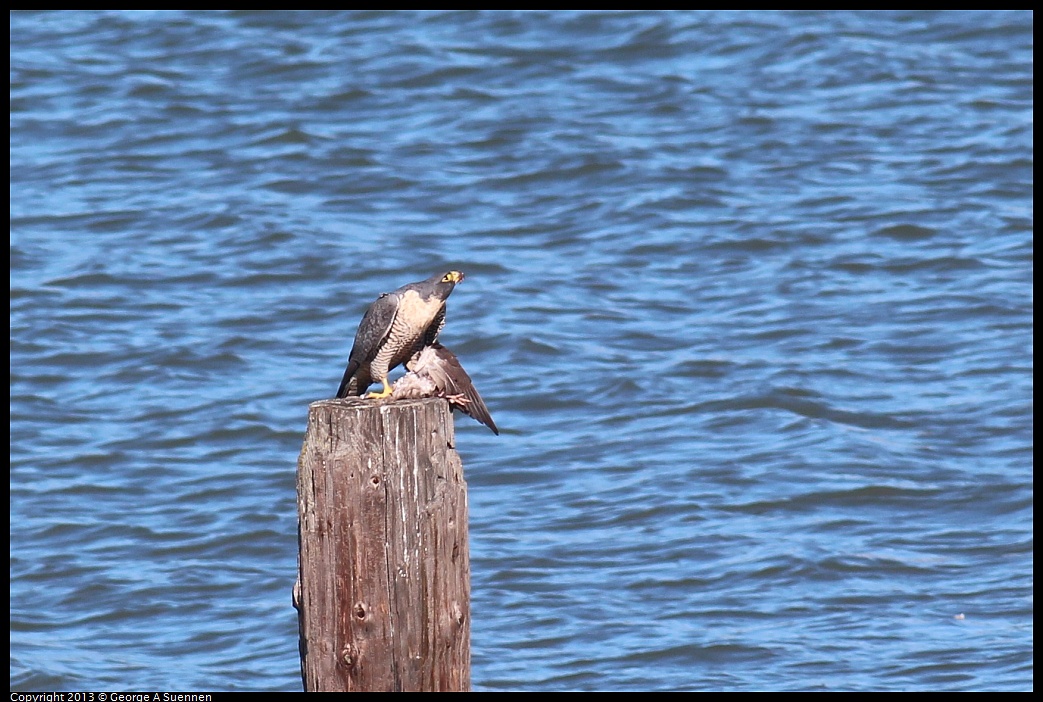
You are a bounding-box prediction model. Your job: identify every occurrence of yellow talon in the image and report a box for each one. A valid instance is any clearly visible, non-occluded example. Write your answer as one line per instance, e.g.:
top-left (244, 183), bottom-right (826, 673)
top-left (364, 378), bottom-right (393, 399)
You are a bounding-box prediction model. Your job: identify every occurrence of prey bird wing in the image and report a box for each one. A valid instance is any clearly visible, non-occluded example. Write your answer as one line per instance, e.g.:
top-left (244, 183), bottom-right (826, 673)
top-left (395, 343), bottom-right (498, 435)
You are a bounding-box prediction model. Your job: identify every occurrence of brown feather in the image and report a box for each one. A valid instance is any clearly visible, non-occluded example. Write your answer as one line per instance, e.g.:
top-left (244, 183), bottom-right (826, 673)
top-left (393, 343), bottom-right (498, 435)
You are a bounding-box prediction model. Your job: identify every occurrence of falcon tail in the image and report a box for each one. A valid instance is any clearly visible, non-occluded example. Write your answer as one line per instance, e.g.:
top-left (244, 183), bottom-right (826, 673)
top-left (335, 359), bottom-right (360, 399)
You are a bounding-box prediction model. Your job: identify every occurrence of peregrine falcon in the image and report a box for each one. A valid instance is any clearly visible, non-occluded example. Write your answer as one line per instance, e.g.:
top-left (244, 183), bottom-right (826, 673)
top-left (392, 343), bottom-right (499, 435)
top-left (336, 271), bottom-right (463, 399)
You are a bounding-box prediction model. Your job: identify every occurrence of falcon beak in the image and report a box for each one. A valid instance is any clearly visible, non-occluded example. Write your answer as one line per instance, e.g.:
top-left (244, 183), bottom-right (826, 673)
top-left (445, 271), bottom-right (464, 283)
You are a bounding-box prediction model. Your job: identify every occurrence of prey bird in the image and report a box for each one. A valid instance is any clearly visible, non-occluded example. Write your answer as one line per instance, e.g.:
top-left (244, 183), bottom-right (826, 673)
top-left (392, 342), bottom-right (498, 435)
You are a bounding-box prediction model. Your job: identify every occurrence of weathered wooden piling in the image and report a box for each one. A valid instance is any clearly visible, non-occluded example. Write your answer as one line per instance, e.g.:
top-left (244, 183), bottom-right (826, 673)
top-left (295, 396), bottom-right (470, 692)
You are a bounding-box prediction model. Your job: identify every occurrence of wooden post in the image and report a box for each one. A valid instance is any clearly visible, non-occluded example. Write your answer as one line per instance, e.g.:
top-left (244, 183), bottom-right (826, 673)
top-left (295, 396), bottom-right (470, 692)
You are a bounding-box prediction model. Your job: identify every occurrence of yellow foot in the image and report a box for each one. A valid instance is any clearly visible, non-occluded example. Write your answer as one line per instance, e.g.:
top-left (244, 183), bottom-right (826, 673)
top-left (364, 379), bottom-right (393, 399)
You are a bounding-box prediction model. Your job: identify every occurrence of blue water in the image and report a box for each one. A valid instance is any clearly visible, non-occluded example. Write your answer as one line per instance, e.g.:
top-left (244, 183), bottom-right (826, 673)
top-left (10, 10), bottom-right (1032, 691)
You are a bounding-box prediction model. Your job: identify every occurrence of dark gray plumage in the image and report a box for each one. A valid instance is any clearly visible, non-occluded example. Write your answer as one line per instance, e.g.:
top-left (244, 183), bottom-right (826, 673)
top-left (392, 343), bottom-right (498, 435)
top-left (336, 271), bottom-right (463, 399)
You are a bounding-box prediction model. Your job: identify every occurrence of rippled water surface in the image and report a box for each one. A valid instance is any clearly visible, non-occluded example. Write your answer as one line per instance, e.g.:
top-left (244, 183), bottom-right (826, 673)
top-left (10, 10), bottom-right (1033, 691)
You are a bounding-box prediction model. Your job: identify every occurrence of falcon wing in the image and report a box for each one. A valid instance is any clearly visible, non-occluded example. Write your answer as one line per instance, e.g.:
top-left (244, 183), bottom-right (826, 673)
top-left (336, 291), bottom-right (400, 398)
top-left (421, 304), bottom-right (447, 348)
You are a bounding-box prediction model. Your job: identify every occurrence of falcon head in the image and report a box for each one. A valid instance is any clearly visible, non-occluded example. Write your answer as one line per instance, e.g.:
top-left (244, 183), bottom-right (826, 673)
top-left (424, 270), bottom-right (464, 299)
